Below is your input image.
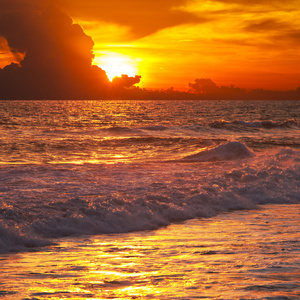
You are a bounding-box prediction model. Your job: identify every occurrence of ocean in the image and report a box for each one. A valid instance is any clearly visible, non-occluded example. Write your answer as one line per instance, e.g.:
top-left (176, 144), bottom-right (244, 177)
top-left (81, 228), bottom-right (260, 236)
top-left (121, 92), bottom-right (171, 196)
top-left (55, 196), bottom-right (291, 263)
top-left (0, 100), bottom-right (299, 299)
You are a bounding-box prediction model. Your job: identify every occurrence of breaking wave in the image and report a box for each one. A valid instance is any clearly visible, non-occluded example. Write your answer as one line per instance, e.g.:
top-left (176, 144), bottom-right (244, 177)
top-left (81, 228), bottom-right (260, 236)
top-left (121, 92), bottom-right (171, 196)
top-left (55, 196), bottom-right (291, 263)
top-left (181, 141), bottom-right (254, 162)
top-left (0, 146), bottom-right (299, 254)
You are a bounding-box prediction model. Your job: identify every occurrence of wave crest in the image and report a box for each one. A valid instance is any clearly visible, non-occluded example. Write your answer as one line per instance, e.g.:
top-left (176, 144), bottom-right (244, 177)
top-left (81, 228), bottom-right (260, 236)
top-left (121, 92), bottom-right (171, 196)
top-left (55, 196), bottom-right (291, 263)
top-left (0, 223), bottom-right (51, 254)
top-left (181, 141), bottom-right (254, 162)
top-left (209, 119), bottom-right (299, 129)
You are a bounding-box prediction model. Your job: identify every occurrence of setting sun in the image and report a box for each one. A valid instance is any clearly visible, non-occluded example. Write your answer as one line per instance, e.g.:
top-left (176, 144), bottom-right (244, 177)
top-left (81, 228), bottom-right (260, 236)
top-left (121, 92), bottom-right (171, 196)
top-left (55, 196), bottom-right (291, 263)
top-left (94, 53), bottom-right (138, 81)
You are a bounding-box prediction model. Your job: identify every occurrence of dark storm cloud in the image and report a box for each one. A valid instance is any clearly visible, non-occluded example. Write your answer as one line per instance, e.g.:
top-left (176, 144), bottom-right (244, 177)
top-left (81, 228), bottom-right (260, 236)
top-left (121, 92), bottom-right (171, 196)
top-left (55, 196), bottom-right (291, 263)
top-left (56, 0), bottom-right (205, 38)
top-left (0, 0), bottom-right (109, 99)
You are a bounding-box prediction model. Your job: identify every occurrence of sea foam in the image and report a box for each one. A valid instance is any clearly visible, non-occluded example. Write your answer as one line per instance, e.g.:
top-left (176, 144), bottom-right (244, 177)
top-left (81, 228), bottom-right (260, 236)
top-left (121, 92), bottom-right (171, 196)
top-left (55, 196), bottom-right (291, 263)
top-left (0, 145), bottom-right (299, 254)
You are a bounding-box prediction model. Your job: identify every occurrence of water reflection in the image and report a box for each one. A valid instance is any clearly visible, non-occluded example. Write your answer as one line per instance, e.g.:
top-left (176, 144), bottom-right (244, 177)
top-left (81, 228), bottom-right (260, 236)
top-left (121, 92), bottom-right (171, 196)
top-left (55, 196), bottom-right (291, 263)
top-left (1, 100), bottom-right (299, 164)
top-left (1, 205), bottom-right (299, 299)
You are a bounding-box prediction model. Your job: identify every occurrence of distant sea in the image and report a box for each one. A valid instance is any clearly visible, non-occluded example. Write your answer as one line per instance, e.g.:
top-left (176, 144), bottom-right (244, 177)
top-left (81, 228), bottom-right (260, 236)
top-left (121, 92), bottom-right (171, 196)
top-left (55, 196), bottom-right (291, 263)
top-left (0, 100), bottom-right (299, 299)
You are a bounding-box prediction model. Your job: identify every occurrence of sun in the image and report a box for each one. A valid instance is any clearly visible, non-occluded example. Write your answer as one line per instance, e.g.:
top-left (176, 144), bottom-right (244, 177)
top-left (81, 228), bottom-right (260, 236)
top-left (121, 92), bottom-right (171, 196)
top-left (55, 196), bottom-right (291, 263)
top-left (93, 53), bottom-right (138, 81)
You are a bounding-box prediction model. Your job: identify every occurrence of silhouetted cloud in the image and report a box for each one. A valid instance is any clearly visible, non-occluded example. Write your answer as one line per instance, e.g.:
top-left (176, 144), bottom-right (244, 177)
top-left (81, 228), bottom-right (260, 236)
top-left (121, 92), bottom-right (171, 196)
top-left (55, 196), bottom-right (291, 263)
top-left (112, 75), bottom-right (141, 89)
top-left (189, 78), bottom-right (218, 93)
top-left (0, 0), bottom-right (109, 99)
top-left (188, 78), bottom-right (246, 98)
top-left (56, 0), bottom-right (205, 39)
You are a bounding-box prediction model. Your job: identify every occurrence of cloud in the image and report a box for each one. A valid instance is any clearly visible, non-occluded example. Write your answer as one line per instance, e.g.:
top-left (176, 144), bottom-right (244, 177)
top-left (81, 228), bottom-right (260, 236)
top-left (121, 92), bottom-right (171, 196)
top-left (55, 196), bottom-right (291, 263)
top-left (188, 78), bottom-right (218, 93)
top-left (0, 36), bottom-right (24, 68)
top-left (55, 0), bottom-right (204, 38)
top-left (244, 18), bottom-right (290, 32)
top-left (112, 74), bottom-right (141, 89)
top-left (188, 78), bottom-right (245, 96)
top-left (213, 0), bottom-right (295, 4)
top-left (0, 0), bottom-right (109, 99)
top-left (243, 17), bottom-right (300, 46)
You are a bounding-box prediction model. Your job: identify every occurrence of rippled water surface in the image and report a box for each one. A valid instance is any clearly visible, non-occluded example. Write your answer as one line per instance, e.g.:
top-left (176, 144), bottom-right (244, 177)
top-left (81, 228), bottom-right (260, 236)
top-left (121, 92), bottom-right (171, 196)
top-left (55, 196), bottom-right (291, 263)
top-left (0, 205), bottom-right (299, 299)
top-left (0, 100), bottom-right (299, 299)
top-left (0, 100), bottom-right (299, 164)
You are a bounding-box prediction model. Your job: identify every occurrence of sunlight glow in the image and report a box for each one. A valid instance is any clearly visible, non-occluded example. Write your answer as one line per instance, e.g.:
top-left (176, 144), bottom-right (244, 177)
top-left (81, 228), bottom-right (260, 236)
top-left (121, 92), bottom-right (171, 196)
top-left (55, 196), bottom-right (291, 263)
top-left (94, 53), bottom-right (138, 81)
top-left (0, 37), bottom-right (25, 69)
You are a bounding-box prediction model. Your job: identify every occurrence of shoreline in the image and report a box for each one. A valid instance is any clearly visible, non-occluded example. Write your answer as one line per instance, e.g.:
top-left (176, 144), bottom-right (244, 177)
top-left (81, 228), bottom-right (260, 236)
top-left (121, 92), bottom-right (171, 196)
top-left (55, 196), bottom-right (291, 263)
top-left (1, 204), bottom-right (299, 299)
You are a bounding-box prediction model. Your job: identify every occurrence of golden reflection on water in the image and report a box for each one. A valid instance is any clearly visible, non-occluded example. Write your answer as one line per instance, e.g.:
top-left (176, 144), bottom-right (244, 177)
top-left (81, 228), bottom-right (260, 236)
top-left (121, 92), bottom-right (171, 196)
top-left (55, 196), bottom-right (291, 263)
top-left (1, 205), bottom-right (299, 299)
top-left (1, 100), bottom-right (223, 165)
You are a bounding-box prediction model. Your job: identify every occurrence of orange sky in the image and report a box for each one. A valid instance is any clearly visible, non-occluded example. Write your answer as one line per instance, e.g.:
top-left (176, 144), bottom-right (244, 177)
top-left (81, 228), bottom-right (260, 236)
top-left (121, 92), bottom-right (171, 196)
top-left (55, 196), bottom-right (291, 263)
top-left (1, 0), bottom-right (300, 92)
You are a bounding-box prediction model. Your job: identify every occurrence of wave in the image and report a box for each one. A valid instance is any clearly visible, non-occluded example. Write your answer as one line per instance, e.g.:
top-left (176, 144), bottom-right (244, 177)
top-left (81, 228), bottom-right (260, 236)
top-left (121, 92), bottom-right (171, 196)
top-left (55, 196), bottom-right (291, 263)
top-left (140, 125), bottom-right (168, 131)
top-left (102, 125), bottom-right (169, 133)
top-left (181, 141), bottom-right (254, 162)
top-left (102, 126), bottom-right (141, 134)
top-left (0, 146), bottom-right (299, 254)
top-left (104, 119), bottom-right (300, 134)
top-left (0, 223), bottom-right (51, 254)
top-left (208, 119), bottom-right (300, 129)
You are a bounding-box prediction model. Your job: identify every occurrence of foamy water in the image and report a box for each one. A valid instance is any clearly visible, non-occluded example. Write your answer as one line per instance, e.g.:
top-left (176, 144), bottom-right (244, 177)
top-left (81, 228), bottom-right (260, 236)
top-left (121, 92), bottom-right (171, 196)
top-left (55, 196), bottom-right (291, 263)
top-left (0, 100), bottom-right (299, 298)
top-left (0, 205), bottom-right (299, 299)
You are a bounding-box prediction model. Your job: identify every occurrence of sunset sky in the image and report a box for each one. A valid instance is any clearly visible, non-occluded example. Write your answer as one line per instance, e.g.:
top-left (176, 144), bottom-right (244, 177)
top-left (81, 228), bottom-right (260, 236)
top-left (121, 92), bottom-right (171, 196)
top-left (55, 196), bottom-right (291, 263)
top-left (57, 0), bottom-right (300, 91)
top-left (1, 0), bottom-right (300, 94)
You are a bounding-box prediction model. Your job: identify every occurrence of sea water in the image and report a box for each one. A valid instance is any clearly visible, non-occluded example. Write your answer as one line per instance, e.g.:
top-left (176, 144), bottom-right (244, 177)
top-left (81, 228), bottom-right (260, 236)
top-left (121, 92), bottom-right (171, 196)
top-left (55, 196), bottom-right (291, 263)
top-left (0, 100), bottom-right (299, 299)
top-left (1, 205), bottom-right (299, 299)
